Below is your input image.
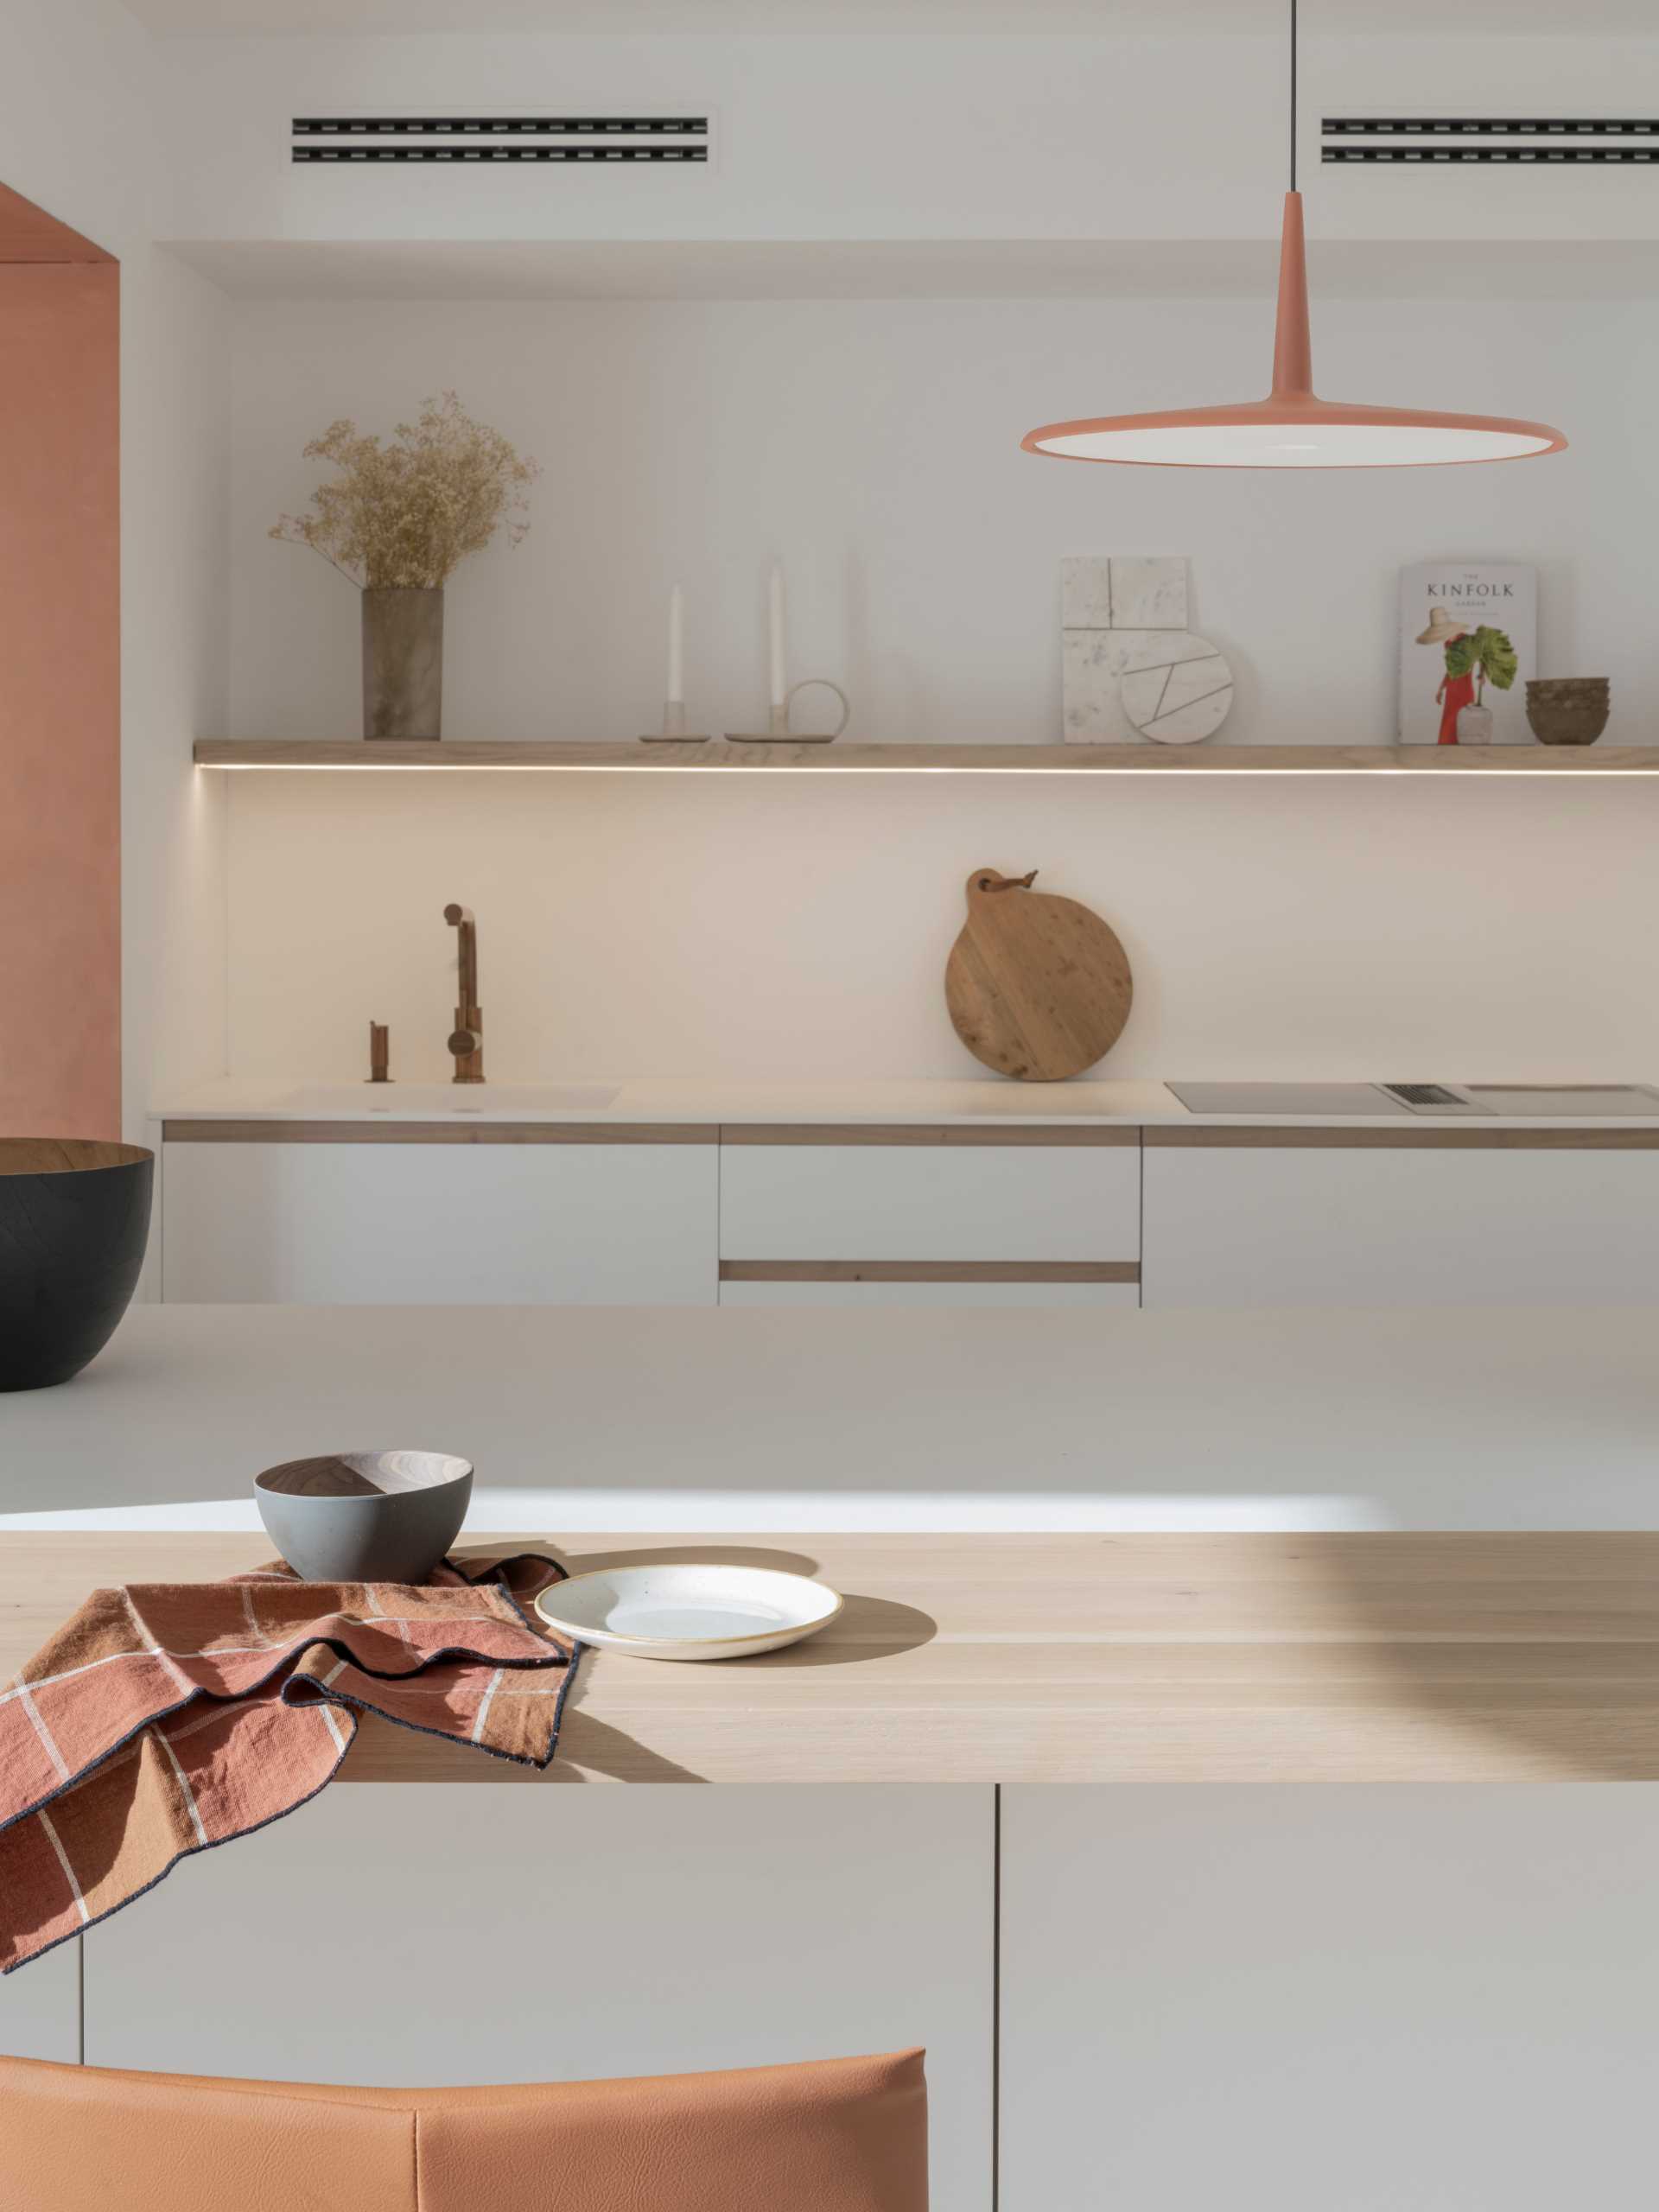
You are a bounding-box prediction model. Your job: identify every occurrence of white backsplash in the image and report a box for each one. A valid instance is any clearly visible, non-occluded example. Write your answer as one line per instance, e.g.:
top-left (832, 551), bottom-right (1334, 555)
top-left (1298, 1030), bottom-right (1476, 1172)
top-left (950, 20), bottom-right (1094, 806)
top-left (223, 766), bottom-right (1659, 1086)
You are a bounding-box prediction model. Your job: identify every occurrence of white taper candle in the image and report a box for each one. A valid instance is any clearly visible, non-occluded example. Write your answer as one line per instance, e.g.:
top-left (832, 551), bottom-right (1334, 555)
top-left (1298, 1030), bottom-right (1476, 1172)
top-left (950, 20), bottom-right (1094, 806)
top-left (667, 582), bottom-right (684, 705)
top-left (767, 565), bottom-right (786, 708)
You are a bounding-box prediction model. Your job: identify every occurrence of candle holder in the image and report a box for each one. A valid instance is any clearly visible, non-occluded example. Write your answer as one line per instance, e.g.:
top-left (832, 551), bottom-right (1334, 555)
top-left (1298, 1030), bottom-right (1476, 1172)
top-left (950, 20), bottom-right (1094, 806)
top-left (639, 701), bottom-right (711, 745)
top-left (725, 680), bottom-right (851, 747)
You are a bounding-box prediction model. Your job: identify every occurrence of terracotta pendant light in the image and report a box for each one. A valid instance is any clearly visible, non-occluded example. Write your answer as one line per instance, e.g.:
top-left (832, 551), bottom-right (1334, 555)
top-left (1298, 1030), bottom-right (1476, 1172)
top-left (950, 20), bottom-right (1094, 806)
top-left (1022, 0), bottom-right (1566, 469)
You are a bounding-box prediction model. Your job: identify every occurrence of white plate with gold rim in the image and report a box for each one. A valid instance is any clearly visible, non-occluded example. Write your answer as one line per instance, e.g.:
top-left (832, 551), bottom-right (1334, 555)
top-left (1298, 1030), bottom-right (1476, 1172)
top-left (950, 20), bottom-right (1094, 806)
top-left (535, 1564), bottom-right (842, 1662)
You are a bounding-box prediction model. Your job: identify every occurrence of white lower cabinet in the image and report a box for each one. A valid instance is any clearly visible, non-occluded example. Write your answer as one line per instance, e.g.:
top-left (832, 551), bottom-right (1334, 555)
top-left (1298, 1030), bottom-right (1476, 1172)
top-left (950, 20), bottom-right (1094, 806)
top-left (719, 1141), bottom-right (1140, 1262)
top-left (157, 1127), bottom-right (1659, 1308)
top-left (0, 1935), bottom-right (77, 2063)
top-left (1000, 1786), bottom-right (1659, 2212)
top-left (83, 1783), bottom-right (995, 2210)
top-left (718, 1137), bottom-right (1142, 1307)
top-left (1142, 1138), bottom-right (1659, 1306)
top-left (160, 1141), bottom-right (717, 1305)
top-left (54, 1782), bottom-right (1659, 2202)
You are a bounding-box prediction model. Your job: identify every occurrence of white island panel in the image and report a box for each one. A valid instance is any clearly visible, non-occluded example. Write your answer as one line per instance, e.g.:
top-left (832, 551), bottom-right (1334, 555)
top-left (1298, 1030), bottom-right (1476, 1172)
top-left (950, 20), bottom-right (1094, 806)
top-left (85, 1783), bottom-right (994, 2212)
top-left (0, 1939), bottom-right (78, 2065)
top-left (1002, 1787), bottom-right (1659, 2212)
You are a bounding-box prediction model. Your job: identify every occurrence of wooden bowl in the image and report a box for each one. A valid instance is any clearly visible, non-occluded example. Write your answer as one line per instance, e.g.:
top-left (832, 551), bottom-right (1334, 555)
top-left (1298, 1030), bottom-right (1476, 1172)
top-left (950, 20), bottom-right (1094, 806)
top-left (254, 1451), bottom-right (474, 1584)
top-left (0, 1140), bottom-right (153, 1392)
top-left (1525, 678), bottom-right (1611, 747)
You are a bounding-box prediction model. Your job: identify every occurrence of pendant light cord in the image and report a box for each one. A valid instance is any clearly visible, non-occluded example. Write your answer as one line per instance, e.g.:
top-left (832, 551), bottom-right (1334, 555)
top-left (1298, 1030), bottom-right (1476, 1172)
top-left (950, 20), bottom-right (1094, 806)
top-left (1289, 0), bottom-right (1299, 192)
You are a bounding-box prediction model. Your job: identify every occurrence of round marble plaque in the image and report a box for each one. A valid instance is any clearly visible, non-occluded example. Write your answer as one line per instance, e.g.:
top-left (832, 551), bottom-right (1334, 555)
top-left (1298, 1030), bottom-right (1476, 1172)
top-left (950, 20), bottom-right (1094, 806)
top-left (1118, 632), bottom-right (1234, 746)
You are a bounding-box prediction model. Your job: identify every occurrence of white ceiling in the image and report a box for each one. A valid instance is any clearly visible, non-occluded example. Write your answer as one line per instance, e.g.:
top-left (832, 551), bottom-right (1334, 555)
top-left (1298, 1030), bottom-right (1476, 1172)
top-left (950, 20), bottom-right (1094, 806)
top-left (119, 0), bottom-right (1659, 34)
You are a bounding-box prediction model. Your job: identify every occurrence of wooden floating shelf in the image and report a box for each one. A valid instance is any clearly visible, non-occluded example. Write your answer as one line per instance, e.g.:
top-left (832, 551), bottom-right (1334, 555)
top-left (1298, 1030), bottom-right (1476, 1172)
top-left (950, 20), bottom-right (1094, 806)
top-left (194, 740), bottom-right (1659, 774)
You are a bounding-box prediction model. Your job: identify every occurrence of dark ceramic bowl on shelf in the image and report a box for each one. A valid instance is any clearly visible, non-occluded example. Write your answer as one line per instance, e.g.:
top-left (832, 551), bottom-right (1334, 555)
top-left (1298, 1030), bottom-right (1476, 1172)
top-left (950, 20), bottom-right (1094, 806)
top-left (1526, 677), bottom-right (1611, 747)
top-left (0, 1140), bottom-right (153, 1392)
top-left (254, 1452), bottom-right (474, 1584)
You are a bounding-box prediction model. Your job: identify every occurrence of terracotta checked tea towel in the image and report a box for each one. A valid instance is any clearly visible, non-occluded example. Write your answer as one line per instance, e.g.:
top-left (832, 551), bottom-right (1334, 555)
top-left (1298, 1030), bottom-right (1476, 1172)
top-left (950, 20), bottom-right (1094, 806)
top-left (0, 1554), bottom-right (575, 1974)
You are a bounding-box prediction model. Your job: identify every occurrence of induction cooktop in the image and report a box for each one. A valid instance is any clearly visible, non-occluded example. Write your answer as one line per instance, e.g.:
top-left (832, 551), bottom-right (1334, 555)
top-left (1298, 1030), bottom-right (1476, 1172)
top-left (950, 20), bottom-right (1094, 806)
top-left (1167, 1081), bottom-right (1659, 1117)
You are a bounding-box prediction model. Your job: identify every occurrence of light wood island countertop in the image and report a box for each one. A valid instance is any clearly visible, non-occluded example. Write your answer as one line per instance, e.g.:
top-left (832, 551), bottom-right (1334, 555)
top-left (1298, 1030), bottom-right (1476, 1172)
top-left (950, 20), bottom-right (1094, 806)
top-left (9, 1307), bottom-right (1659, 1783)
top-left (7, 1530), bottom-right (1659, 1785)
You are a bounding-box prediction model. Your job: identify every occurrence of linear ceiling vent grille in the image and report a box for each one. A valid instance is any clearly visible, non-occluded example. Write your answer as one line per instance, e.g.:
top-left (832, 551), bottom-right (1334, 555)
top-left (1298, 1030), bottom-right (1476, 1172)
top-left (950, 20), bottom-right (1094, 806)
top-left (291, 116), bottom-right (710, 166)
top-left (1324, 117), bottom-right (1659, 165)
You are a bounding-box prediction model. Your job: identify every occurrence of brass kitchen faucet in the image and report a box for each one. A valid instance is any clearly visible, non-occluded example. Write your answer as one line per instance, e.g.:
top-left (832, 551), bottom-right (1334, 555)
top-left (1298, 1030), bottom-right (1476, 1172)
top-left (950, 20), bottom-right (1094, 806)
top-left (443, 902), bottom-right (484, 1083)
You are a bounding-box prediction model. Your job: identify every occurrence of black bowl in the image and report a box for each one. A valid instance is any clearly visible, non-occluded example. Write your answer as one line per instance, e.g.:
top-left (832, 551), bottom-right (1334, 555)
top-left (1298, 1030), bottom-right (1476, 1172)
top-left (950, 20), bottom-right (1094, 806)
top-left (0, 1140), bottom-right (154, 1391)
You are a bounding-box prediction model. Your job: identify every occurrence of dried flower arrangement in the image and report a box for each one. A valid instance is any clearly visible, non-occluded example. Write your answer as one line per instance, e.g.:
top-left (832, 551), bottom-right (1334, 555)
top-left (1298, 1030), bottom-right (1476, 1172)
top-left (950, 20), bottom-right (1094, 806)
top-left (270, 392), bottom-right (539, 590)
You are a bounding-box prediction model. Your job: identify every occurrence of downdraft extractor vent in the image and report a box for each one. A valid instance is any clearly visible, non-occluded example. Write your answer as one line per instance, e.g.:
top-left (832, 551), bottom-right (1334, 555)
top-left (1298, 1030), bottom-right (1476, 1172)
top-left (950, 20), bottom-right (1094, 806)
top-left (1323, 116), bottom-right (1659, 165)
top-left (291, 116), bottom-right (710, 166)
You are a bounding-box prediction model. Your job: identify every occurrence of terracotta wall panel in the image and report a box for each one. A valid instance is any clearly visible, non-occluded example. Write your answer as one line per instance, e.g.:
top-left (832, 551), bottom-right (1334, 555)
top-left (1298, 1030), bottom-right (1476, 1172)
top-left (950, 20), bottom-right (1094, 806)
top-left (0, 256), bottom-right (119, 1138)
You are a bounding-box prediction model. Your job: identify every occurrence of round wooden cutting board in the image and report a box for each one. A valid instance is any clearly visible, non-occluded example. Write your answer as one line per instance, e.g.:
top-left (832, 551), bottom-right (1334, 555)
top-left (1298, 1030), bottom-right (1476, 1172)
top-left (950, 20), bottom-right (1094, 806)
top-left (944, 868), bottom-right (1133, 1081)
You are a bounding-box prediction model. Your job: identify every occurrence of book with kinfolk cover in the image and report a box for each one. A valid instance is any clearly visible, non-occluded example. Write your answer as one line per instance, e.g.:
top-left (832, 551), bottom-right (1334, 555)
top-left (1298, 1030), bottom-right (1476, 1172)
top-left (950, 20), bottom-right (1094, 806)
top-left (1398, 564), bottom-right (1535, 745)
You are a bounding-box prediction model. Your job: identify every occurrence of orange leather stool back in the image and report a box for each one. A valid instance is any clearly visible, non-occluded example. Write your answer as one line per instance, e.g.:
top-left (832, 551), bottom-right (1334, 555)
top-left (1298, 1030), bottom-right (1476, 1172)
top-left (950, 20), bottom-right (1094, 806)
top-left (0, 2047), bottom-right (926, 2212)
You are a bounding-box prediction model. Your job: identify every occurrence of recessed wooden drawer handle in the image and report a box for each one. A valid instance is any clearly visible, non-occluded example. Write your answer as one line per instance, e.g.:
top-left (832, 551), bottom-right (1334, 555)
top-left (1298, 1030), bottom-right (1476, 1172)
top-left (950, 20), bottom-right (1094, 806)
top-left (718, 1125), bottom-right (1140, 1147)
top-left (719, 1260), bottom-right (1140, 1284)
top-left (162, 1122), bottom-right (718, 1145)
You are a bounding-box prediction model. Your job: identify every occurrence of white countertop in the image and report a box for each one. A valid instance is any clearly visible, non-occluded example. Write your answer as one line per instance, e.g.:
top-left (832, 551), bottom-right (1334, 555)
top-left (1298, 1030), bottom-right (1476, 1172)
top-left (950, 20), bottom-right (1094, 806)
top-left (3, 1303), bottom-right (1655, 1535)
top-left (151, 1076), bottom-right (1172, 1123)
top-left (150, 1077), bottom-right (1659, 1129)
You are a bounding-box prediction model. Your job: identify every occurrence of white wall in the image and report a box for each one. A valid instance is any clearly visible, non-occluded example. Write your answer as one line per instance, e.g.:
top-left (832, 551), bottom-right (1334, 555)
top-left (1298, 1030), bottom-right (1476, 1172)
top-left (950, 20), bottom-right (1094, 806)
top-left (222, 768), bottom-right (1659, 1086)
top-left (230, 293), bottom-right (1652, 747)
top-left (0, 0), bottom-right (233, 1157)
top-left (123, 253), bottom-right (232, 1141)
top-left (12, 10), bottom-right (1659, 1109)
top-left (218, 289), bottom-right (1659, 1085)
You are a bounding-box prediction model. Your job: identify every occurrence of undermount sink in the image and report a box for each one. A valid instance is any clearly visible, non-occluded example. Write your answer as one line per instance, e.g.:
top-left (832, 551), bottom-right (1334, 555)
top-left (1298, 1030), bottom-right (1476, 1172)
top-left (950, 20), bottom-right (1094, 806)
top-left (280, 1083), bottom-right (620, 1116)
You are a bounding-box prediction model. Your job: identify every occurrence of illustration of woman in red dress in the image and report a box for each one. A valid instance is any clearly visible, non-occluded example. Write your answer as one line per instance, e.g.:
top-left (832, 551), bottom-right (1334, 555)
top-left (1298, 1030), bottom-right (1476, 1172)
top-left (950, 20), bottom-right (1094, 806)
top-left (1417, 606), bottom-right (1472, 744)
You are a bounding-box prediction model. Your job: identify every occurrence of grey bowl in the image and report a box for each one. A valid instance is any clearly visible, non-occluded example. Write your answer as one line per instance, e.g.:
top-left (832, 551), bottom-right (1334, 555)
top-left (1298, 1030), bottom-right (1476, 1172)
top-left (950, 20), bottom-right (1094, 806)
top-left (253, 1451), bottom-right (474, 1584)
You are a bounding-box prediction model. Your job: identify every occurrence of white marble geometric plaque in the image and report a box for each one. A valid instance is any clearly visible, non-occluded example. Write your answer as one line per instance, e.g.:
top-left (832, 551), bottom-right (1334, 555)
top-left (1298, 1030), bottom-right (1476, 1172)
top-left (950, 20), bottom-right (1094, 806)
top-left (1061, 554), bottom-right (1228, 745)
top-left (1063, 626), bottom-right (1145, 742)
top-left (1060, 556), bottom-right (1187, 632)
top-left (1107, 556), bottom-right (1188, 630)
top-left (1060, 557), bottom-right (1116, 631)
top-left (1117, 632), bottom-right (1235, 746)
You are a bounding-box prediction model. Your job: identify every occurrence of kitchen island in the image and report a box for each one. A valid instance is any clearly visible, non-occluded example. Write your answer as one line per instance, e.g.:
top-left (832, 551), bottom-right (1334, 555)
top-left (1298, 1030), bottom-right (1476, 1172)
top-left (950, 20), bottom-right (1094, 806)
top-left (6, 1302), bottom-right (1659, 1784)
top-left (7, 1302), bottom-right (1659, 2210)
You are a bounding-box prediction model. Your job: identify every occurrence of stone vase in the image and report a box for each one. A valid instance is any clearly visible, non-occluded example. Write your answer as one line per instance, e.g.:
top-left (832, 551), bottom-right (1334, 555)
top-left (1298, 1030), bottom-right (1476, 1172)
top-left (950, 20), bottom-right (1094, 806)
top-left (1525, 677), bottom-right (1611, 748)
top-left (1454, 702), bottom-right (1493, 747)
top-left (362, 586), bottom-right (444, 741)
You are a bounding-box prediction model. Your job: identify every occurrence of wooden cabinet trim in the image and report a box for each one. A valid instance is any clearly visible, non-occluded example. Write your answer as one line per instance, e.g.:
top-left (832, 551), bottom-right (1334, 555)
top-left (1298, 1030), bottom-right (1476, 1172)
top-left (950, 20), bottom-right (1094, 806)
top-left (1146, 1125), bottom-right (1659, 1151)
top-left (719, 1260), bottom-right (1140, 1284)
top-left (162, 1117), bottom-right (1659, 1154)
top-left (719, 1123), bottom-right (1141, 1147)
top-left (162, 1120), bottom-right (718, 1146)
